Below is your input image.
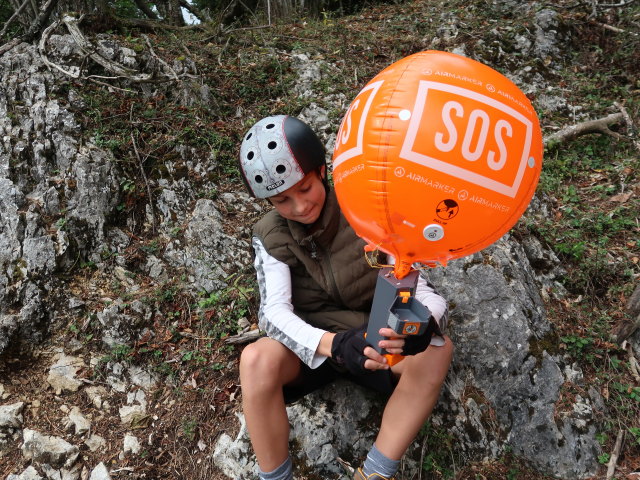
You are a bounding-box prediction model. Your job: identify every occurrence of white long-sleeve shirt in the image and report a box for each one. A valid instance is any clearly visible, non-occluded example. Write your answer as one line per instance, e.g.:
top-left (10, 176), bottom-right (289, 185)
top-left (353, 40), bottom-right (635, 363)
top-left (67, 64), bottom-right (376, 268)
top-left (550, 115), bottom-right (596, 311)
top-left (253, 236), bottom-right (448, 369)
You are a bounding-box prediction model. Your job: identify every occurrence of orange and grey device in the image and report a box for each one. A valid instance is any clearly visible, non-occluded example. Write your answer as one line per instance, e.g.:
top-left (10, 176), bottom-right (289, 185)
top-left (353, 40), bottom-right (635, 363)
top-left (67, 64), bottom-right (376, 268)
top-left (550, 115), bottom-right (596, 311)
top-left (366, 267), bottom-right (432, 365)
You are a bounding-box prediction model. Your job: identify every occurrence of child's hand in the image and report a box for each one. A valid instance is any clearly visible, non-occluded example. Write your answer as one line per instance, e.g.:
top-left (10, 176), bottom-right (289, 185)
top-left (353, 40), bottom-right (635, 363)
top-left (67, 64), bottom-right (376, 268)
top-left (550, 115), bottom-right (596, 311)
top-left (361, 327), bottom-right (404, 371)
top-left (376, 327), bottom-right (406, 355)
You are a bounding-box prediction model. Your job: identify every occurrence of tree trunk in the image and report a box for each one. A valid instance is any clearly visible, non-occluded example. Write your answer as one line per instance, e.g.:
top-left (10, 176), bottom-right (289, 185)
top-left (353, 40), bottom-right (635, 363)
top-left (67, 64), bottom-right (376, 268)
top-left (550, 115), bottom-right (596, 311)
top-left (155, 0), bottom-right (185, 25)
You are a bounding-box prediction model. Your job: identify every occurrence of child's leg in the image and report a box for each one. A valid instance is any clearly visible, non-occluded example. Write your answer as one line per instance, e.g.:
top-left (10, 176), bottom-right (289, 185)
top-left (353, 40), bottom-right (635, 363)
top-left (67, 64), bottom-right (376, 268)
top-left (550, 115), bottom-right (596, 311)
top-left (240, 337), bottom-right (302, 472)
top-left (375, 336), bottom-right (453, 461)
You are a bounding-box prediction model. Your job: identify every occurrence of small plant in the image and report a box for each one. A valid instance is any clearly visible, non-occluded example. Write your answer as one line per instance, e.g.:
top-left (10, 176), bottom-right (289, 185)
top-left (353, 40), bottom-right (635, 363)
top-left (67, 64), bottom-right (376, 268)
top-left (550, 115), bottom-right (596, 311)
top-left (182, 418), bottom-right (198, 441)
top-left (110, 344), bottom-right (133, 361)
top-left (120, 178), bottom-right (136, 193)
top-left (419, 423), bottom-right (455, 478)
top-left (55, 217), bottom-right (67, 230)
top-left (560, 335), bottom-right (593, 358)
top-left (598, 453), bottom-right (610, 465)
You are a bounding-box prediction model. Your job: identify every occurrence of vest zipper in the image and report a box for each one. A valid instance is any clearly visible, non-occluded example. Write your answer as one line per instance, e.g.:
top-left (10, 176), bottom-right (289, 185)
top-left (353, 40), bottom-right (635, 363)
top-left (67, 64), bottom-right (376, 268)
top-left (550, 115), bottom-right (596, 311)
top-left (316, 241), bottom-right (345, 306)
top-left (309, 238), bottom-right (318, 260)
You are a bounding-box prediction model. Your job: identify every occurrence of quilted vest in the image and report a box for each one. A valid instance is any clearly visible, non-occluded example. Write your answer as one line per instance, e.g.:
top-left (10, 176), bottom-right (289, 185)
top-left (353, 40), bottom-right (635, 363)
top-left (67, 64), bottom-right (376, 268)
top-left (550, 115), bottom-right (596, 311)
top-left (253, 189), bottom-right (381, 332)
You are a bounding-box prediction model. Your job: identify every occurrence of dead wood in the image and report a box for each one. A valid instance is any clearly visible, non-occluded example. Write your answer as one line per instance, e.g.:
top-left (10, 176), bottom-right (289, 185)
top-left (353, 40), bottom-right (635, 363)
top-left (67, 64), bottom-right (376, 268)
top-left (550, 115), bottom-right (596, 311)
top-left (544, 112), bottom-right (627, 147)
top-left (605, 428), bottom-right (624, 480)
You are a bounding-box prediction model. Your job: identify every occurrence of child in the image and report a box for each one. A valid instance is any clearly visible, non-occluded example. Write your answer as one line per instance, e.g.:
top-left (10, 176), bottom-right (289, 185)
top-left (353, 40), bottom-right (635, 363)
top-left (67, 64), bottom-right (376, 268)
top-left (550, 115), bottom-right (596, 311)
top-left (238, 115), bottom-right (453, 480)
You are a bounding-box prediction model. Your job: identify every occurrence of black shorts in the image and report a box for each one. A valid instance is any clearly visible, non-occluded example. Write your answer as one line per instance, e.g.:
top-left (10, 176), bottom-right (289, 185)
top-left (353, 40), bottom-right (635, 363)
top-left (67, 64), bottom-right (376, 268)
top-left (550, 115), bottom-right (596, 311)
top-left (283, 358), bottom-right (398, 404)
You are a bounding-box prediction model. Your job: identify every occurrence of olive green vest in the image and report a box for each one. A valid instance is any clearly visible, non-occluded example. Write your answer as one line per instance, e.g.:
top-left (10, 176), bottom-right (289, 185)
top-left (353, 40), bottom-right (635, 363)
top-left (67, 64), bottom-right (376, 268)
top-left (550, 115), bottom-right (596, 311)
top-left (253, 189), bottom-right (381, 333)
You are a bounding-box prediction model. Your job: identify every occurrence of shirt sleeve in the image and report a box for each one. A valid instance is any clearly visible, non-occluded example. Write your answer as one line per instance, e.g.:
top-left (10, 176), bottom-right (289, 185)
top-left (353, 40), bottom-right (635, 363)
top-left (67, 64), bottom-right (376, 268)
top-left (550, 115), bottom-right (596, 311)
top-left (252, 237), bottom-right (329, 368)
top-left (414, 270), bottom-right (449, 346)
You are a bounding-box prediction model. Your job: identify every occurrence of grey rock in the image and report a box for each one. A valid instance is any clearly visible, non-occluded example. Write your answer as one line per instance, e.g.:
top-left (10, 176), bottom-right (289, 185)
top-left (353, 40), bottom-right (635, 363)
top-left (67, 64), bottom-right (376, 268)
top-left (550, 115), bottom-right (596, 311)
top-left (214, 381), bottom-right (382, 478)
top-left (534, 9), bottom-right (570, 67)
top-left (0, 401), bottom-right (25, 450)
top-left (96, 302), bottom-right (148, 348)
top-left (213, 413), bottom-right (258, 479)
top-left (0, 401), bottom-right (25, 428)
top-left (128, 365), bottom-right (158, 390)
top-left (65, 146), bottom-right (120, 258)
top-left (165, 199), bottom-right (251, 293)
top-left (428, 237), bottom-right (599, 478)
top-left (123, 433), bottom-right (141, 455)
top-left (119, 405), bottom-right (146, 425)
top-left (88, 462), bottom-right (111, 480)
top-left (291, 53), bottom-right (324, 98)
top-left (65, 407), bottom-right (91, 435)
top-left (84, 434), bottom-right (107, 452)
top-left (47, 354), bottom-right (86, 394)
top-left (85, 386), bottom-right (108, 409)
top-left (287, 381), bottom-right (381, 475)
top-left (21, 429), bottom-right (79, 469)
top-left (40, 463), bottom-right (81, 480)
top-left (6, 466), bottom-right (43, 480)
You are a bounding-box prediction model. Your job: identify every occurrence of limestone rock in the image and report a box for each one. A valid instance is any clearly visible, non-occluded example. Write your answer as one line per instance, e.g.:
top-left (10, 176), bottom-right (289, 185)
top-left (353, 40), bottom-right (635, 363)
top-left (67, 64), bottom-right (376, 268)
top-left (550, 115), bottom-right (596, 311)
top-left (123, 433), bottom-right (141, 455)
top-left (213, 413), bottom-right (258, 479)
top-left (85, 386), bottom-right (108, 409)
top-left (0, 401), bottom-right (25, 450)
top-left (6, 466), bottom-right (43, 480)
top-left (428, 237), bottom-right (600, 478)
top-left (117, 389), bottom-right (148, 428)
top-left (40, 463), bottom-right (81, 480)
top-left (21, 429), bottom-right (79, 469)
top-left (47, 354), bottom-right (86, 394)
top-left (88, 463), bottom-right (111, 480)
top-left (84, 434), bottom-right (107, 453)
top-left (0, 401), bottom-right (25, 428)
top-left (96, 301), bottom-right (150, 348)
top-left (65, 407), bottom-right (91, 435)
top-left (128, 364), bottom-right (158, 390)
top-left (164, 199), bottom-right (251, 293)
top-left (214, 381), bottom-right (382, 478)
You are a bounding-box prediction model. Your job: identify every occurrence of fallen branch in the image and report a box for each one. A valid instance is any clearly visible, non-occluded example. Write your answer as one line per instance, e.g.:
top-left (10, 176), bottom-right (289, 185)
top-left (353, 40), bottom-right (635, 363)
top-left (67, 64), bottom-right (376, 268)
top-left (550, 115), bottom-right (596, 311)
top-left (224, 329), bottom-right (262, 345)
top-left (599, 0), bottom-right (636, 7)
top-left (590, 20), bottom-right (628, 33)
top-left (544, 112), bottom-right (626, 147)
top-left (62, 14), bottom-right (154, 81)
top-left (605, 428), bottom-right (624, 480)
top-left (142, 34), bottom-right (179, 81)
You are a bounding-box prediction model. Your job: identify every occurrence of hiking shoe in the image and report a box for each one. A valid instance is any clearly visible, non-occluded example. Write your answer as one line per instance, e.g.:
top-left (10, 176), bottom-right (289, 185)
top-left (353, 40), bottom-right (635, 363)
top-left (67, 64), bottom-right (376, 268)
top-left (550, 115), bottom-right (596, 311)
top-left (352, 468), bottom-right (396, 480)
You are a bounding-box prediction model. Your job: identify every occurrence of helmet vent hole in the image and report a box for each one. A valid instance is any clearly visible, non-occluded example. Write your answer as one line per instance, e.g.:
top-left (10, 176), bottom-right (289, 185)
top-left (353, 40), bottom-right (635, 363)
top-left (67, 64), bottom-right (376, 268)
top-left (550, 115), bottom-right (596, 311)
top-left (255, 175), bottom-right (263, 184)
top-left (266, 123), bottom-right (275, 129)
top-left (247, 151), bottom-right (254, 160)
top-left (268, 141), bottom-right (277, 150)
top-left (276, 164), bottom-right (286, 174)
top-left (245, 132), bottom-right (252, 140)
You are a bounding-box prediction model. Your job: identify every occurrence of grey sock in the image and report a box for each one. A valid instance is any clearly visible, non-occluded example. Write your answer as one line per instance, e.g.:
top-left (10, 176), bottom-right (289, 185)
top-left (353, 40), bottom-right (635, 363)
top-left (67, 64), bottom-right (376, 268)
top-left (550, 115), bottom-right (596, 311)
top-left (362, 443), bottom-right (400, 478)
top-left (259, 456), bottom-right (293, 480)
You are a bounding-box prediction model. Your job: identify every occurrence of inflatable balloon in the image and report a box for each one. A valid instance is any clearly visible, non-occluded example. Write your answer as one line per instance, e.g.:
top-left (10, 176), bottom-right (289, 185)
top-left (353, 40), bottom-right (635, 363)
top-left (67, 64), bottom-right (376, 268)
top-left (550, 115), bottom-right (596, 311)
top-left (332, 51), bottom-right (543, 278)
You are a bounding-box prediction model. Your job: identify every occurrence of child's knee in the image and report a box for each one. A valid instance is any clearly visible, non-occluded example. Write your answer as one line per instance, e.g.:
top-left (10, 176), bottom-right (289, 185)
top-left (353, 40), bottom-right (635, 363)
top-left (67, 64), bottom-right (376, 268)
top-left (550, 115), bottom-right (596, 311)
top-left (240, 339), bottom-right (294, 388)
top-left (240, 340), bottom-right (274, 377)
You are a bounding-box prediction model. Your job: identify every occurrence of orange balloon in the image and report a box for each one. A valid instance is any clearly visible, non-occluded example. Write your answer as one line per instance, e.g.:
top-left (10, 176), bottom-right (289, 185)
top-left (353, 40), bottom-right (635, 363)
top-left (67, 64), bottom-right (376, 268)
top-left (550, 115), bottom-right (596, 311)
top-left (332, 51), bottom-right (543, 278)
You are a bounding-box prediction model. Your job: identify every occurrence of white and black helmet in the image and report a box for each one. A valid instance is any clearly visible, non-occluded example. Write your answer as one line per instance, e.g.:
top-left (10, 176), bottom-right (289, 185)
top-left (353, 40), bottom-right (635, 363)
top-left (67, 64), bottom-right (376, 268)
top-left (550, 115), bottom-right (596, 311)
top-left (239, 115), bottom-right (326, 198)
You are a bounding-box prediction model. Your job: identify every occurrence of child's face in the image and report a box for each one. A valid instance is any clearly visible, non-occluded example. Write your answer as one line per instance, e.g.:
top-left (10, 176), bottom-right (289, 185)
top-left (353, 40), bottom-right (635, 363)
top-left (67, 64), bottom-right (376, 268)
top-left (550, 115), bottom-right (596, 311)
top-left (269, 169), bottom-right (326, 224)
